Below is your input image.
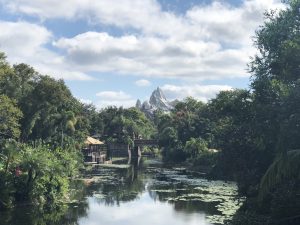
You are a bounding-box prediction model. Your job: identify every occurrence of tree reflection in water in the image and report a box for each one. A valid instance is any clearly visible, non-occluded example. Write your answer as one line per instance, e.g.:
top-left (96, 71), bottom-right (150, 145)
top-left (88, 156), bottom-right (146, 206)
top-left (0, 201), bottom-right (89, 225)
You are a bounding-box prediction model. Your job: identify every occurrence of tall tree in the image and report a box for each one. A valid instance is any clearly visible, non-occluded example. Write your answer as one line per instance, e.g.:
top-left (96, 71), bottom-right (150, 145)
top-left (0, 95), bottom-right (22, 140)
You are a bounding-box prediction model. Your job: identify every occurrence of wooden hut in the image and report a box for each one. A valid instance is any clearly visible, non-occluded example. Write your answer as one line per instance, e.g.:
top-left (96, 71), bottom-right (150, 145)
top-left (82, 137), bottom-right (107, 163)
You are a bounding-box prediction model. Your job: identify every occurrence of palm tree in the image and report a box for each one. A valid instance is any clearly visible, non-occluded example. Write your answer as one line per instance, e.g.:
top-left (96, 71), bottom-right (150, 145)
top-left (50, 111), bottom-right (77, 148)
top-left (259, 122), bottom-right (300, 198)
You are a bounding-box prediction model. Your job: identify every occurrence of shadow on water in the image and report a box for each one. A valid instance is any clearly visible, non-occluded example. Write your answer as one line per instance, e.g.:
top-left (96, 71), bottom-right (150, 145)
top-left (0, 157), bottom-right (245, 225)
top-left (0, 201), bottom-right (88, 225)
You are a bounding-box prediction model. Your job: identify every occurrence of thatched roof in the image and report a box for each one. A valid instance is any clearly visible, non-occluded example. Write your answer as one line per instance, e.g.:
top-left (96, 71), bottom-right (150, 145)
top-left (85, 136), bottom-right (104, 145)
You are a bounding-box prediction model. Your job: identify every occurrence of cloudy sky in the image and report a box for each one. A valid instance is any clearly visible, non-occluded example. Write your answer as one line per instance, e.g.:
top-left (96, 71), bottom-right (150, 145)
top-left (0, 0), bottom-right (284, 108)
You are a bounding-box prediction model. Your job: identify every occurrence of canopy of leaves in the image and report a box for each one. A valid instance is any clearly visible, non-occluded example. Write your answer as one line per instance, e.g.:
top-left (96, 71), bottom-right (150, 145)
top-left (96, 106), bottom-right (155, 144)
top-left (0, 95), bottom-right (22, 140)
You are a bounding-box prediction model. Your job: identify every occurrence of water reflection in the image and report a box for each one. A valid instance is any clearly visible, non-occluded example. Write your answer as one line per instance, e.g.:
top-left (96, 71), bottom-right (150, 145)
top-left (79, 193), bottom-right (210, 225)
top-left (0, 203), bottom-right (88, 225)
top-left (0, 157), bottom-right (244, 225)
top-left (0, 181), bottom-right (89, 225)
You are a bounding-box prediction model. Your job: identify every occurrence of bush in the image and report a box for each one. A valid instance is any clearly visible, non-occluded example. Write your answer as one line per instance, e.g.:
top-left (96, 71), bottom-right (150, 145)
top-left (184, 137), bottom-right (208, 159)
top-left (0, 141), bottom-right (82, 209)
top-left (193, 151), bottom-right (218, 167)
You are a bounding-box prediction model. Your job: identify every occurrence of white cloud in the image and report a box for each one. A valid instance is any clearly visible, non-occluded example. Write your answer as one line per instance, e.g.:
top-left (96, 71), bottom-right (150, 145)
top-left (0, 0), bottom-right (286, 81)
top-left (0, 21), bottom-right (93, 80)
top-left (1, 0), bottom-right (85, 20)
top-left (135, 79), bottom-right (151, 87)
top-left (161, 84), bottom-right (233, 102)
top-left (1, 0), bottom-right (284, 41)
top-left (0, 21), bottom-right (50, 55)
top-left (53, 31), bottom-right (249, 80)
top-left (96, 91), bottom-right (135, 108)
top-left (186, 0), bottom-right (285, 45)
top-left (1, 0), bottom-right (192, 38)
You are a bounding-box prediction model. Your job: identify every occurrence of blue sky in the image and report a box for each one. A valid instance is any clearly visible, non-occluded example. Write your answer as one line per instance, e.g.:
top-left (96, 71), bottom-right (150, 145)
top-left (0, 0), bottom-right (284, 108)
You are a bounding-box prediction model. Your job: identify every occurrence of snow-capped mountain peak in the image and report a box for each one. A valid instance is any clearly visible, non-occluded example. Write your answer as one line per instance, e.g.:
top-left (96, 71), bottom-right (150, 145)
top-left (136, 87), bottom-right (173, 118)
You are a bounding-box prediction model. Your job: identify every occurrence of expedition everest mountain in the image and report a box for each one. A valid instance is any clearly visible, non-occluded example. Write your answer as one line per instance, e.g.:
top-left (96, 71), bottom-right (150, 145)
top-left (136, 87), bottom-right (177, 118)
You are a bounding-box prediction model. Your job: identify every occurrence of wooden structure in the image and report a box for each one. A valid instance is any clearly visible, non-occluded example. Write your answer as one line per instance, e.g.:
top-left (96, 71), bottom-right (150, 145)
top-left (82, 137), bottom-right (107, 163)
top-left (105, 139), bottom-right (159, 158)
top-left (82, 135), bottom-right (159, 161)
top-left (107, 143), bottom-right (130, 158)
top-left (131, 138), bottom-right (158, 158)
top-left (99, 138), bottom-right (159, 159)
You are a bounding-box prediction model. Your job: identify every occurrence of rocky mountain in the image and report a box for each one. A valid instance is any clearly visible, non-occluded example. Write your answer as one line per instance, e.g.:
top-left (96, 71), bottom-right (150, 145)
top-left (136, 87), bottom-right (174, 118)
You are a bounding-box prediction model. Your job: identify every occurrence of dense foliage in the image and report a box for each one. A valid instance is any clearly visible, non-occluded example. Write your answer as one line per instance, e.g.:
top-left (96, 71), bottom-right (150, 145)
top-left (89, 106), bottom-right (155, 144)
top-left (0, 52), bottom-right (155, 209)
top-left (0, 141), bottom-right (82, 209)
top-left (0, 54), bottom-right (89, 209)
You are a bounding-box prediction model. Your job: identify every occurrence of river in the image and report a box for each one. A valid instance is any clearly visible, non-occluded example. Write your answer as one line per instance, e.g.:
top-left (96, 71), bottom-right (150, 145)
top-left (0, 157), bottom-right (245, 225)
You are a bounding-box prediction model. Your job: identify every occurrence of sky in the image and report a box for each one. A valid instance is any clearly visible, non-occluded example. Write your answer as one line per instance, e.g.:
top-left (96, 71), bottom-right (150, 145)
top-left (0, 0), bottom-right (285, 108)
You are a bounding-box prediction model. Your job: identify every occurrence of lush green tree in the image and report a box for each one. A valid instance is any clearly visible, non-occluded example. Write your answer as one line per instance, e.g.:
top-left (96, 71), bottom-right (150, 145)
top-left (0, 53), bottom-right (87, 210)
top-left (0, 53), bottom-right (14, 95)
top-left (0, 95), bottom-right (23, 140)
top-left (251, 0), bottom-right (300, 191)
top-left (98, 106), bottom-right (155, 144)
top-left (82, 103), bottom-right (103, 135)
top-left (0, 142), bottom-right (82, 209)
top-left (208, 90), bottom-right (261, 183)
top-left (14, 75), bottom-right (88, 145)
top-left (156, 97), bottom-right (212, 162)
top-left (229, 2), bottom-right (300, 224)
top-left (184, 137), bottom-right (208, 159)
top-left (0, 141), bottom-right (18, 208)
top-left (159, 127), bottom-right (178, 149)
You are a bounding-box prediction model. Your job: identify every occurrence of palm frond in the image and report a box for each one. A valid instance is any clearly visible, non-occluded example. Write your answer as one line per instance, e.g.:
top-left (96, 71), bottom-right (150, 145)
top-left (259, 149), bottom-right (300, 198)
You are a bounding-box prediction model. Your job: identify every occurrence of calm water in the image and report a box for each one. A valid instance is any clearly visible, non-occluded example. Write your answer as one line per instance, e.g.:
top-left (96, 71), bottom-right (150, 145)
top-left (0, 158), bottom-right (244, 225)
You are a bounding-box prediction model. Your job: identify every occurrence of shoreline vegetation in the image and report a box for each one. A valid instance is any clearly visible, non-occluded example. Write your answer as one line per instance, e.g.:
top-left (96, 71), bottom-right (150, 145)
top-left (1, 1), bottom-right (300, 224)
